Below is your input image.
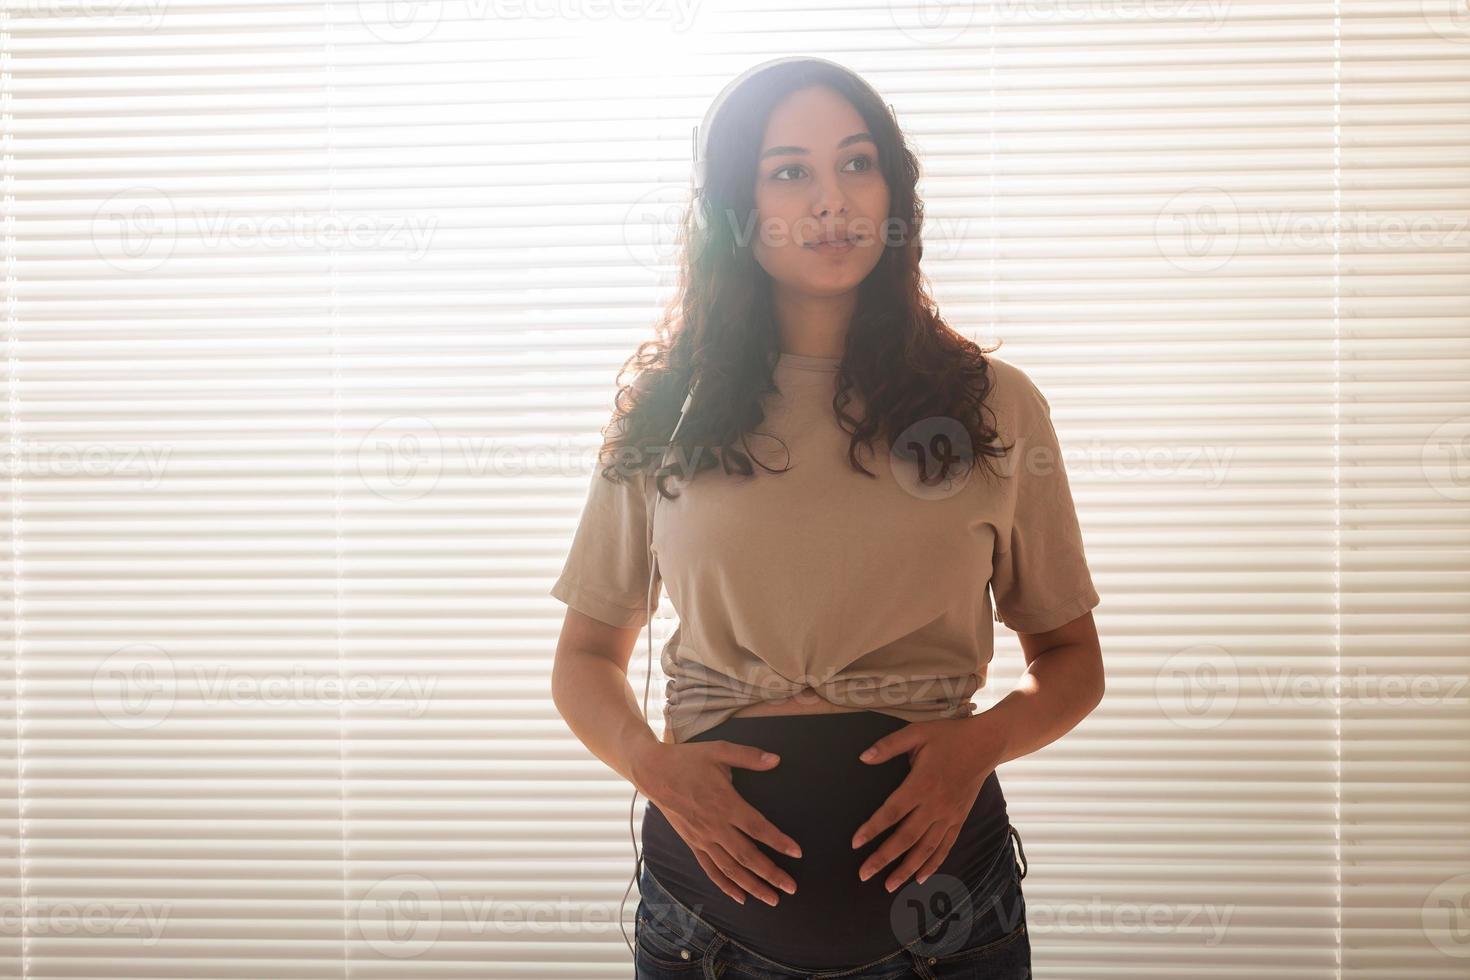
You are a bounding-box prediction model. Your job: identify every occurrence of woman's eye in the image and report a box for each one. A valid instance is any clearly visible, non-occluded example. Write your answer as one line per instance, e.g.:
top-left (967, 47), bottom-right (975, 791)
top-left (770, 155), bottom-right (876, 182)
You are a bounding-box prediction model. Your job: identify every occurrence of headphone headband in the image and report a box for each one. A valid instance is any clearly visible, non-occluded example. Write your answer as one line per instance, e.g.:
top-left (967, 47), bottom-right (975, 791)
top-left (691, 56), bottom-right (896, 196)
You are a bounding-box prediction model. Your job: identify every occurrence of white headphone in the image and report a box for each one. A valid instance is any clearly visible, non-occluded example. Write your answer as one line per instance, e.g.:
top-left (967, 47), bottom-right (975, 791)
top-left (692, 55), bottom-right (896, 198)
top-left (619, 55), bottom-right (895, 960)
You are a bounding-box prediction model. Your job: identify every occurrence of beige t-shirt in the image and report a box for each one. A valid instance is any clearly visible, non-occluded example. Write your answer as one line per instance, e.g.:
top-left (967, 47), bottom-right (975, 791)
top-left (550, 351), bottom-right (1100, 744)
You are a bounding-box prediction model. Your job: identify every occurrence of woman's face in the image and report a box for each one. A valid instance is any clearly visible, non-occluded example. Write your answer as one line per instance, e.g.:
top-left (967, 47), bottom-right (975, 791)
top-left (750, 85), bottom-right (891, 298)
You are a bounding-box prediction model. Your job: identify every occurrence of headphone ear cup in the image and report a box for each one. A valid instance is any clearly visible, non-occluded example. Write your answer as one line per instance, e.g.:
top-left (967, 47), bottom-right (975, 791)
top-left (691, 122), bottom-right (704, 195)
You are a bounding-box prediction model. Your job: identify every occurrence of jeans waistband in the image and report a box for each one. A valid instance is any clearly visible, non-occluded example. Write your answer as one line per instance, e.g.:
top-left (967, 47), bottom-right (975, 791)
top-left (635, 821), bottom-right (1027, 976)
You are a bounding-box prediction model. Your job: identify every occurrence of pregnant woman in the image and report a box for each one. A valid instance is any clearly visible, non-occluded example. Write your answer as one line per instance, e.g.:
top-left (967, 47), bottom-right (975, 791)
top-left (549, 57), bottom-right (1105, 978)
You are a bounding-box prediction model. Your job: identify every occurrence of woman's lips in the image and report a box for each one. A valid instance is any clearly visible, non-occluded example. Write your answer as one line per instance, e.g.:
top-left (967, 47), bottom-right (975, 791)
top-left (809, 237), bottom-right (856, 254)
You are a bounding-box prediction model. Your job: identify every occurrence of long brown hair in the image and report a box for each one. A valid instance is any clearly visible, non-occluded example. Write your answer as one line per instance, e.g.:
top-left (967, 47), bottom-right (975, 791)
top-left (602, 59), bottom-right (1011, 497)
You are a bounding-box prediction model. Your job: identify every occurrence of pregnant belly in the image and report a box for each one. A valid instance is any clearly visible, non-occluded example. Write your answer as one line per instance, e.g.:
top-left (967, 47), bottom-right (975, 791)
top-left (639, 710), bottom-right (1010, 970)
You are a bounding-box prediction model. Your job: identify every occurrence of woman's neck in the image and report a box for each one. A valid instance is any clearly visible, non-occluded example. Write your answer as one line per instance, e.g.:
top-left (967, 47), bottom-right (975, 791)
top-left (771, 287), bottom-right (855, 358)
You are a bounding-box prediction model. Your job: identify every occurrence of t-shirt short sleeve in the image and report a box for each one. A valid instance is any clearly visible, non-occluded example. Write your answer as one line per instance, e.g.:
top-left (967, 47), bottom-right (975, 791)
top-left (549, 459), bottom-right (662, 629)
top-left (989, 391), bottom-right (1100, 635)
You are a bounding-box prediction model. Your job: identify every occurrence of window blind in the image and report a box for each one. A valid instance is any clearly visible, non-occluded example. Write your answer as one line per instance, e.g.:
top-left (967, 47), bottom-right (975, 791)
top-left (1, 1), bottom-right (1465, 978)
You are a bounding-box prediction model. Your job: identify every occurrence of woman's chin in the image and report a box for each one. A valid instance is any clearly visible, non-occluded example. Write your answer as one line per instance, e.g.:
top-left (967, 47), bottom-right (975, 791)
top-left (780, 272), bottom-right (873, 297)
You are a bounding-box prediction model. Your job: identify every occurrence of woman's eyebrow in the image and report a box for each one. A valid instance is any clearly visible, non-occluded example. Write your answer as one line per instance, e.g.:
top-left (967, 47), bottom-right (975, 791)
top-left (759, 132), bottom-right (875, 160)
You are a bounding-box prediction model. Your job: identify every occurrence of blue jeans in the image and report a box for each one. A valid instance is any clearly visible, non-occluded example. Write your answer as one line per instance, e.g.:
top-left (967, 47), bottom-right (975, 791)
top-left (633, 822), bottom-right (1031, 979)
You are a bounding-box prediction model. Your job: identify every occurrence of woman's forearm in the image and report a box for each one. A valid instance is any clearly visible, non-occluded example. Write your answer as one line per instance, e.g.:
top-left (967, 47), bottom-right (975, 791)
top-left (972, 641), bottom-right (1106, 767)
top-left (552, 650), bottom-right (666, 794)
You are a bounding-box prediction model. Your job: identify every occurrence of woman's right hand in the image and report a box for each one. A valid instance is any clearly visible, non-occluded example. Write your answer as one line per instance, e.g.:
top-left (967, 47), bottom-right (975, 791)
top-left (633, 739), bottom-right (803, 907)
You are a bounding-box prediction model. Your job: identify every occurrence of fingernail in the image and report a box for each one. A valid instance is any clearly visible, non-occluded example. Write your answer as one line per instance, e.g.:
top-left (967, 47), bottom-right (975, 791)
top-left (782, 881), bottom-right (795, 894)
top-left (762, 752), bottom-right (778, 764)
top-left (852, 834), bottom-right (866, 849)
top-left (788, 845), bottom-right (802, 858)
top-left (860, 748), bottom-right (876, 760)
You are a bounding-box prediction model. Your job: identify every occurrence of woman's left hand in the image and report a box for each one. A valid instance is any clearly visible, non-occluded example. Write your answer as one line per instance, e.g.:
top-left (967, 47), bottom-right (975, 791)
top-left (849, 714), bottom-right (1007, 892)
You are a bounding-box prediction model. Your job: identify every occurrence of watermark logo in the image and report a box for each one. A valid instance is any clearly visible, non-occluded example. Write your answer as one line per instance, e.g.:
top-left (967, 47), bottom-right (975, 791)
top-left (1156, 644), bottom-right (1238, 730)
top-left (623, 184), bottom-right (691, 274)
top-left (1156, 645), bottom-right (1466, 727)
top-left (0, 897), bottom-right (173, 942)
top-left (1155, 187), bottom-right (1239, 273)
top-left (660, 648), bottom-right (981, 744)
top-left (627, 204), bottom-right (974, 271)
top-left (358, 0), bottom-right (446, 43)
top-left (1422, 872), bottom-right (1470, 958)
top-left (1156, 187), bottom-right (1469, 273)
top-left (16, 0), bottom-right (171, 31)
top-left (891, 416), bottom-right (976, 500)
top-left (92, 643), bottom-right (177, 731)
top-left (91, 645), bottom-right (438, 730)
top-left (192, 208), bottom-right (438, 260)
top-left (1065, 436), bottom-right (1235, 488)
top-left (889, 0), bottom-right (976, 46)
top-left (92, 187), bottom-right (178, 274)
top-left (1422, 416), bottom-right (1470, 502)
top-left (1422, 0), bottom-right (1470, 43)
top-left (357, 416), bottom-right (445, 501)
top-left (1256, 667), bottom-right (1468, 708)
top-left (888, 872), bottom-right (1000, 956)
top-left (889, 0), bottom-right (1233, 46)
top-left (1027, 896), bottom-right (1236, 945)
top-left (357, 874), bottom-right (443, 958)
top-left (91, 187), bottom-right (439, 273)
top-left (357, 0), bottom-right (701, 43)
top-left (0, 437), bottom-right (172, 486)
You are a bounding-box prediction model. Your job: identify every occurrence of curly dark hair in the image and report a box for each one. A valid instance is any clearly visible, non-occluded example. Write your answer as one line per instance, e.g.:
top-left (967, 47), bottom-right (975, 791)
top-left (599, 59), bottom-right (1012, 498)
